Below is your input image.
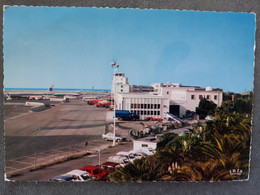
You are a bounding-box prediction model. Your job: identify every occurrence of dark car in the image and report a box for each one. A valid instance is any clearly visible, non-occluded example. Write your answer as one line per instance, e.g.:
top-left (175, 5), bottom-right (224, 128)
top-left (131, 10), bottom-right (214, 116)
top-left (49, 175), bottom-right (75, 182)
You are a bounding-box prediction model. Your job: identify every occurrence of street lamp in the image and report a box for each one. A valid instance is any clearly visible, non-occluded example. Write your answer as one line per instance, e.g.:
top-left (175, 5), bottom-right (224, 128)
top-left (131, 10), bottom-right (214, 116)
top-left (111, 60), bottom-right (119, 146)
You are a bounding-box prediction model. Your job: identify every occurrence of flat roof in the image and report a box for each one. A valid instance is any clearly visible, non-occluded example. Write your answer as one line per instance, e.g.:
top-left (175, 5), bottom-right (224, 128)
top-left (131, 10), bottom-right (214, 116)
top-left (133, 137), bottom-right (159, 143)
top-left (116, 93), bottom-right (168, 99)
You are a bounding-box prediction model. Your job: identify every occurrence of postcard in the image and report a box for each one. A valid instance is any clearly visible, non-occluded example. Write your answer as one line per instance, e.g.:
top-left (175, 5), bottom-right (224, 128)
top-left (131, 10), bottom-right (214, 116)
top-left (3, 6), bottom-right (255, 182)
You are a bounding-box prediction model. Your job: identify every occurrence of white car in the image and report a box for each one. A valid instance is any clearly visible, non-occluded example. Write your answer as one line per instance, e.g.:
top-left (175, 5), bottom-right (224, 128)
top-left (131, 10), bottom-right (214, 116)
top-left (65, 170), bottom-right (92, 181)
top-left (179, 129), bottom-right (193, 136)
top-left (138, 148), bottom-right (156, 156)
top-left (102, 132), bottom-right (126, 142)
top-left (115, 151), bottom-right (136, 163)
top-left (107, 155), bottom-right (130, 166)
top-left (128, 150), bottom-right (148, 160)
top-left (205, 115), bottom-right (214, 120)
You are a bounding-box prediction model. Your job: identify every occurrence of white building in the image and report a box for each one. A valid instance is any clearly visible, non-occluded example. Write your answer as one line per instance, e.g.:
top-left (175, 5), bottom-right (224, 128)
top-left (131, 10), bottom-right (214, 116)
top-left (112, 73), bottom-right (130, 93)
top-left (116, 93), bottom-right (169, 120)
top-left (133, 137), bottom-right (158, 151)
top-left (113, 73), bottom-right (223, 120)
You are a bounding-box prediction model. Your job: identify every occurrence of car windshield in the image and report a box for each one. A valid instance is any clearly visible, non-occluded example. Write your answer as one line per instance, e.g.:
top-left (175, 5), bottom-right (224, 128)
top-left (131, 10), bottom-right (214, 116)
top-left (81, 173), bottom-right (91, 180)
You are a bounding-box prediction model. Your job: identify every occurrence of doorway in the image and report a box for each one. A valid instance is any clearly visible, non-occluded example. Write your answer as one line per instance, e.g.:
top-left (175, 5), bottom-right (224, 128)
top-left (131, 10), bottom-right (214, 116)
top-left (170, 105), bottom-right (180, 117)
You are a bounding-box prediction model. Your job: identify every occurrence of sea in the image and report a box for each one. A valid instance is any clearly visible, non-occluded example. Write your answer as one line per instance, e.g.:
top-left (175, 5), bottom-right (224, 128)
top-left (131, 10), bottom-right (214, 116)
top-left (4, 88), bottom-right (111, 92)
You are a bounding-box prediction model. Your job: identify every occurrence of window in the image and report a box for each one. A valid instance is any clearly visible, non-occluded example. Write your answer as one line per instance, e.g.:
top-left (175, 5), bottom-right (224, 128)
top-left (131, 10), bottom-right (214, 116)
top-left (121, 89), bottom-right (123, 92)
top-left (214, 95), bottom-right (217, 100)
top-left (154, 104), bottom-right (157, 109)
top-left (148, 104), bottom-right (150, 109)
top-left (142, 144), bottom-right (148, 147)
top-left (147, 111), bottom-right (150, 115)
top-left (121, 85), bottom-right (123, 88)
top-left (151, 111), bottom-right (153, 115)
top-left (157, 111), bottom-right (160, 115)
top-left (199, 95), bottom-right (203, 99)
top-left (144, 104), bottom-right (147, 109)
top-left (158, 104), bottom-right (160, 109)
top-left (138, 104), bottom-right (140, 108)
top-left (137, 111), bottom-right (140, 115)
top-left (207, 95), bottom-right (210, 99)
top-left (141, 111), bottom-right (143, 115)
top-left (167, 91), bottom-right (169, 94)
top-left (141, 104), bottom-right (144, 109)
top-left (134, 111), bottom-right (137, 114)
top-left (191, 95), bottom-right (195, 100)
top-left (134, 104), bottom-right (137, 108)
top-left (144, 111), bottom-right (147, 115)
top-left (151, 104), bottom-right (153, 109)
top-left (131, 104), bottom-right (134, 109)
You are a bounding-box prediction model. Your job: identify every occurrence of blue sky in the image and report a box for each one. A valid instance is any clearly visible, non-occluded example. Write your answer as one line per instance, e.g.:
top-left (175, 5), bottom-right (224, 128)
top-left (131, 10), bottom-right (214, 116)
top-left (3, 6), bottom-right (255, 92)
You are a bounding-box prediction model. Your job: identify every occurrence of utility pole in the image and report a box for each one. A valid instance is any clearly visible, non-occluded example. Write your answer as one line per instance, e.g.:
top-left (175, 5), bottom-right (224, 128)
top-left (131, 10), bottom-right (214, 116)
top-left (111, 60), bottom-right (119, 146)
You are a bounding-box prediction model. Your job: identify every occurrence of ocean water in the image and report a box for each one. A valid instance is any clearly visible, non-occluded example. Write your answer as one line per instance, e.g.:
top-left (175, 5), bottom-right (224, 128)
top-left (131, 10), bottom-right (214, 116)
top-left (5, 88), bottom-right (111, 92)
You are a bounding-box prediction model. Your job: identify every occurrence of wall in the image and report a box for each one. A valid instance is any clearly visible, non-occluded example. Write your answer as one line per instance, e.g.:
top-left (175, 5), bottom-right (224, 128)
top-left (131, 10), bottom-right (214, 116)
top-left (133, 140), bottom-right (157, 151)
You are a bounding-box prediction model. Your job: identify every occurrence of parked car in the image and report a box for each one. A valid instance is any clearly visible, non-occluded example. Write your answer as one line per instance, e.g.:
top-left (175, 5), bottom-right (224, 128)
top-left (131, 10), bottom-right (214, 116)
top-left (79, 165), bottom-right (107, 180)
top-left (138, 148), bottom-right (156, 156)
top-left (96, 100), bottom-right (111, 107)
top-left (88, 99), bottom-right (104, 105)
top-left (115, 151), bottom-right (136, 163)
top-left (49, 175), bottom-right (76, 182)
top-left (100, 162), bottom-right (120, 174)
top-left (179, 129), bottom-right (193, 136)
top-left (128, 150), bottom-right (148, 160)
top-left (102, 132), bottom-right (126, 142)
top-left (65, 170), bottom-right (92, 181)
top-left (205, 115), bottom-right (214, 120)
top-left (107, 155), bottom-right (130, 166)
top-left (149, 117), bottom-right (163, 121)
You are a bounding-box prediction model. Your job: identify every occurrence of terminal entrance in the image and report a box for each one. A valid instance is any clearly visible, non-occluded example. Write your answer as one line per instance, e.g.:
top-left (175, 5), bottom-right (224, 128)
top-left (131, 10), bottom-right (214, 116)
top-left (170, 105), bottom-right (180, 117)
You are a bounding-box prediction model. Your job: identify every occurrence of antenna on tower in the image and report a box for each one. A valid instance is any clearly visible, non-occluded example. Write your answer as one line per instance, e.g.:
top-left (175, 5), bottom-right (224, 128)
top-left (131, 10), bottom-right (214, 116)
top-left (111, 59), bottom-right (119, 68)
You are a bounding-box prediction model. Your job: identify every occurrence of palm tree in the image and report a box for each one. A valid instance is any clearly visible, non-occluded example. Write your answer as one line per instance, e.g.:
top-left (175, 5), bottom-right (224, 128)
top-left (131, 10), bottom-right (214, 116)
top-left (172, 159), bottom-right (233, 181)
top-left (109, 156), bottom-right (168, 182)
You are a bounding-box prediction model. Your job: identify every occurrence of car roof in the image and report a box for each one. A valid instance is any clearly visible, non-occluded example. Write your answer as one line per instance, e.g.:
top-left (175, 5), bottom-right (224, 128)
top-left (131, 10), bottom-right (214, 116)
top-left (80, 165), bottom-right (99, 170)
top-left (116, 151), bottom-right (130, 155)
top-left (102, 162), bottom-right (119, 166)
top-left (66, 169), bottom-right (89, 175)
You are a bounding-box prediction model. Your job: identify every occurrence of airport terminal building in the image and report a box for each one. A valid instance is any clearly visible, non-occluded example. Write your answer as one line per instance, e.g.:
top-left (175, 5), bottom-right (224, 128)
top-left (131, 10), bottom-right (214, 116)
top-left (113, 73), bottom-right (223, 120)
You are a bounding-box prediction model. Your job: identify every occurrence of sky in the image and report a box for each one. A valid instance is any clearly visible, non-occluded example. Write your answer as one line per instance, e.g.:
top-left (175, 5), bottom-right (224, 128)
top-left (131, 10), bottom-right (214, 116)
top-left (3, 6), bottom-right (256, 92)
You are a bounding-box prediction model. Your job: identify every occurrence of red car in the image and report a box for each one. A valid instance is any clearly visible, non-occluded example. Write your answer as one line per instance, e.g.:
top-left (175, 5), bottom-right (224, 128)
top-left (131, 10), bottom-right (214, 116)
top-left (80, 165), bottom-right (107, 180)
top-left (87, 99), bottom-right (104, 105)
top-left (150, 117), bottom-right (163, 121)
top-left (100, 162), bottom-right (120, 174)
top-left (96, 102), bottom-right (111, 107)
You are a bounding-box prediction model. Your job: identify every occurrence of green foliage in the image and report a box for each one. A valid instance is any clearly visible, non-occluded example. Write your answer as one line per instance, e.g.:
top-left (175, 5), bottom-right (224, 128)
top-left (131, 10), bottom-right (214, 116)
top-left (222, 91), bottom-right (253, 114)
top-left (156, 133), bottom-right (178, 149)
top-left (109, 110), bottom-right (251, 182)
top-left (196, 98), bottom-right (217, 117)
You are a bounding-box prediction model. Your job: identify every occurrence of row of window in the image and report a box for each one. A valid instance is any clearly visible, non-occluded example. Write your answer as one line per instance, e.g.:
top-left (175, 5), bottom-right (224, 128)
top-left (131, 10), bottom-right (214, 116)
top-left (131, 110), bottom-right (160, 116)
top-left (131, 103), bottom-right (161, 109)
top-left (191, 95), bottom-right (217, 100)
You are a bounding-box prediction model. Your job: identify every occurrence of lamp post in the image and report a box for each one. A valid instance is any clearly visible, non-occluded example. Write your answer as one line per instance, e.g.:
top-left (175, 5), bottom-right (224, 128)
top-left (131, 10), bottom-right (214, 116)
top-left (111, 60), bottom-right (119, 146)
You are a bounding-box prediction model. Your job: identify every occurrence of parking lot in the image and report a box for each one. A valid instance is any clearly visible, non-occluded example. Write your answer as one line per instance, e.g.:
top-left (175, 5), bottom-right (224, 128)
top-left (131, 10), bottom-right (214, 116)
top-left (5, 96), bottom-right (197, 181)
top-left (4, 98), bottom-right (117, 178)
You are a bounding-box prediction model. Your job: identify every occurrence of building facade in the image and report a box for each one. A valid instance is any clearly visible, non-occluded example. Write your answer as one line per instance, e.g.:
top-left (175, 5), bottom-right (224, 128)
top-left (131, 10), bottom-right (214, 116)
top-left (113, 73), bottom-right (223, 120)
